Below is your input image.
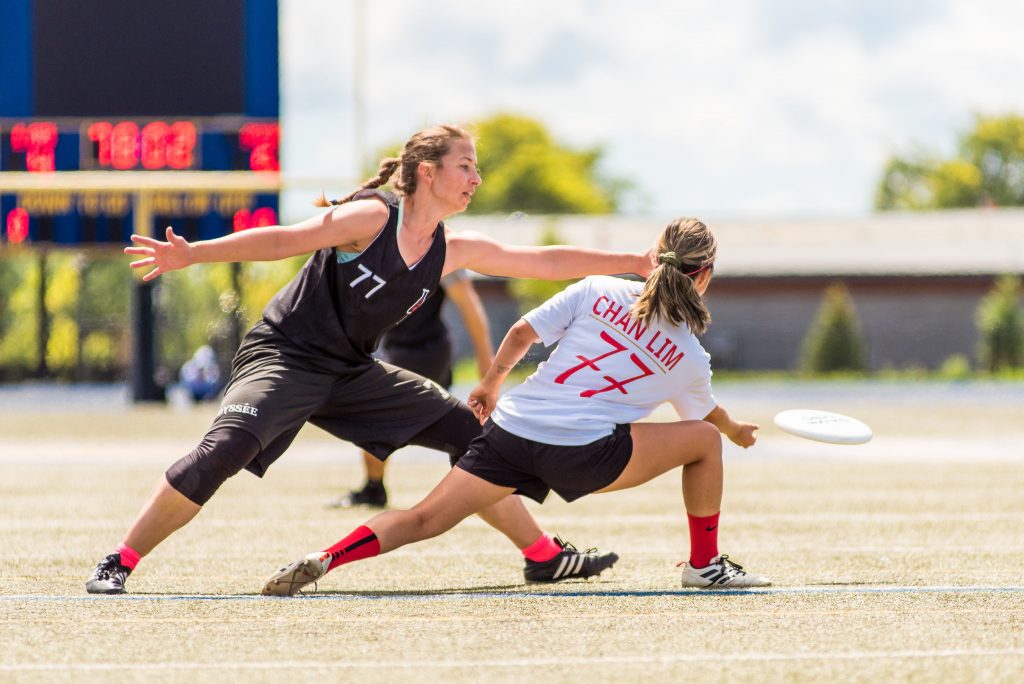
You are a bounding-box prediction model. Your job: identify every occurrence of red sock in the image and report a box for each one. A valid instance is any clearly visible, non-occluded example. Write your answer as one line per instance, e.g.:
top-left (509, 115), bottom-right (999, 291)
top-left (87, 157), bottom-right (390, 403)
top-left (521, 533), bottom-right (562, 562)
top-left (115, 543), bottom-right (141, 570)
top-left (687, 512), bottom-right (720, 568)
top-left (324, 525), bottom-right (381, 572)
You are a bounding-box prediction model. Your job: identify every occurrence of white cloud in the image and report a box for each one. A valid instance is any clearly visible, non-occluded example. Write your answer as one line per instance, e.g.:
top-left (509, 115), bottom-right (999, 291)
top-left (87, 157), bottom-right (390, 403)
top-left (279, 0), bottom-right (1024, 219)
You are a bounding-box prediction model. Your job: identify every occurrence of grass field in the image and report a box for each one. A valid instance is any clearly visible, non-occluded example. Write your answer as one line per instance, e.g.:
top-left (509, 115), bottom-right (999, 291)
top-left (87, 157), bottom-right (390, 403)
top-left (1, 381), bottom-right (1022, 682)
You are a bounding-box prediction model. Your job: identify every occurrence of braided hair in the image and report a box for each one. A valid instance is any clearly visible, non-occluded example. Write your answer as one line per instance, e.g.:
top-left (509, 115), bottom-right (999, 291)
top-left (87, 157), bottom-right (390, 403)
top-left (314, 124), bottom-right (472, 207)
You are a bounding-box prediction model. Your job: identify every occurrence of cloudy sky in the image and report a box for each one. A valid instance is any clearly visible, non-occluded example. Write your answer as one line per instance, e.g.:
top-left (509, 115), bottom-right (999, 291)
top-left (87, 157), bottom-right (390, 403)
top-left (279, 0), bottom-right (1024, 220)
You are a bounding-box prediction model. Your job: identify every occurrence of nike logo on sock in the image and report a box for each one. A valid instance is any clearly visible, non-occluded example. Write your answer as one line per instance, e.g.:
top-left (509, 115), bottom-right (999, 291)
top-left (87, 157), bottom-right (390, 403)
top-left (706, 525), bottom-right (717, 532)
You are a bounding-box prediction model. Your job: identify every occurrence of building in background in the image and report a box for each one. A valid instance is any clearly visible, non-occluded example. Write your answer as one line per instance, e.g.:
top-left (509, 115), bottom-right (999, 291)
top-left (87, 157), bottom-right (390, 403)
top-left (444, 209), bottom-right (1024, 371)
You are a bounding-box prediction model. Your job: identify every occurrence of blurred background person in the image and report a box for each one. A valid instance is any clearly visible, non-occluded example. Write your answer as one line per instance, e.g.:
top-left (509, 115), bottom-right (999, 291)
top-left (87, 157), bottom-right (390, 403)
top-left (178, 345), bottom-right (223, 403)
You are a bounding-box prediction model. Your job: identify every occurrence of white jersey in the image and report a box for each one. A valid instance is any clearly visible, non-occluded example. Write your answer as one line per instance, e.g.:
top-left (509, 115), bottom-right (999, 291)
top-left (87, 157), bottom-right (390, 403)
top-left (491, 275), bottom-right (717, 445)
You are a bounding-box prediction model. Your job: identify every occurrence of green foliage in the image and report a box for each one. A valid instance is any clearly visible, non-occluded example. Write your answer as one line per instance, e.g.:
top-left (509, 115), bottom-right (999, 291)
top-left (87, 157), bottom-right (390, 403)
top-left (0, 245), bottom-right (305, 384)
top-left (469, 113), bottom-right (618, 214)
top-left (507, 224), bottom-right (579, 313)
top-left (0, 250), bottom-right (134, 380)
top-left (960, 115), bottom-right (1024, 206)
top-left (0, 251), bottom-right (39, 376)
top-left (876, 113), bottom-right (1024, 209)
top-left (975, 275), bottom-right (1024, 372)
top-left (800, 283), bottom-right (868, 374)
top-left (874, 156), bottom-right (932, 210)
top-left (936, 354), bottom-right (973, 380)
top-left (370, 113), bottom-right (624, 214)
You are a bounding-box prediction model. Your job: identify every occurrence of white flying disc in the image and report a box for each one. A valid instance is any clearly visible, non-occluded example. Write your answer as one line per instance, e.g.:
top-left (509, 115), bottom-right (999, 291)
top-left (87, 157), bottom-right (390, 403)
top-left (773, 409), bottom-right (873, 445)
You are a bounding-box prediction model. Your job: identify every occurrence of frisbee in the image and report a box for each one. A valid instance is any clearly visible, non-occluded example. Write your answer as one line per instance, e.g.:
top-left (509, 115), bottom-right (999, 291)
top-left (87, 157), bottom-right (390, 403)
top-left (773, 409), bottom-right (873, 445)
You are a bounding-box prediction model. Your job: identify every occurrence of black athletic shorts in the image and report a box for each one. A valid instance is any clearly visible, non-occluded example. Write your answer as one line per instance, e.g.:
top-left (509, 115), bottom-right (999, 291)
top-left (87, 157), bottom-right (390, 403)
top-left (456, 420), bottom-right (633, 504)
top-left (211, 328), bottom-right (461, 477)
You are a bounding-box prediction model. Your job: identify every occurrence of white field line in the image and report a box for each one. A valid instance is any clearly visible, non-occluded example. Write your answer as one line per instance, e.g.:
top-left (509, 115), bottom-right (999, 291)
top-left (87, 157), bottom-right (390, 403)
top-left (2, 585), bottom-right (1024, 602)
top-left (4, 511), bottom-right (1024, 531)
top-left (2, 648), bottom-right (1023, 671)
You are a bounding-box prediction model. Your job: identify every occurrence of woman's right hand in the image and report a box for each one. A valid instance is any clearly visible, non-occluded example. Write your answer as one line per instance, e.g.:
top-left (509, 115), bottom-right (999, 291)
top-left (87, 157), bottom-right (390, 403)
top-left (124, 227), bottom-right (193, 281)
top-left (467, 383), bottom-right (500, 424)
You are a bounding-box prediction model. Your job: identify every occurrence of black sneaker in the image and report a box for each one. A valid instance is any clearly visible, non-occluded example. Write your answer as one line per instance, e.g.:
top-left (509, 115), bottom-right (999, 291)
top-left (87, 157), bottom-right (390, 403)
top-left (326, 481), bottom-right (388, 509)
top-left (523, 537), bottom-right (619, 583)
top-left (85, 553), bottom-right (132, 594)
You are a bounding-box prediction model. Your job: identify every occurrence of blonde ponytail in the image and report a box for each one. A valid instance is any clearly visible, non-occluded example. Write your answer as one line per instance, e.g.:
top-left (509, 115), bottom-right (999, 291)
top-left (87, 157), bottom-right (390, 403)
top-left (631, 218), bottom-right (717, 334)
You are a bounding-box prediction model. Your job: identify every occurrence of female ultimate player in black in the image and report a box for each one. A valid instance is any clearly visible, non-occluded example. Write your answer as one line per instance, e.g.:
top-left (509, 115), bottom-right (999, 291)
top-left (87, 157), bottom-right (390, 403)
top-left (262, 217), bottom-right (770, 595)
top-left (328, 269), bottom-right (493, 509)
top-left (86, 124), bottom-right (651, 594)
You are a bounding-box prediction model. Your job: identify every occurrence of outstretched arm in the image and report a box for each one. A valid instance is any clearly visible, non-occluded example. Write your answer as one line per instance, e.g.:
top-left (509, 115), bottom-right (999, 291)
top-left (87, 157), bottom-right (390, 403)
top-left (704, 405), bottom-right (759, 448)
top-left (444, 230), bottom-right (654, 281)
top-left (467, 318), bottom-right (540, 423)
top-left (444, 277), bottom-right (494, 378)
top-left (124, 199), bottom-right (388, 281)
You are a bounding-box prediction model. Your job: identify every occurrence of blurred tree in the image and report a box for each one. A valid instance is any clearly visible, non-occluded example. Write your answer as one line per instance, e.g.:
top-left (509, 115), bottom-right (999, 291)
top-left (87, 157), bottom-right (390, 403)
top-left (0, 251), bottom-right (39, 379)
top-left (469, 114), bottom-right (618, 214)
top-left (0, 250), bottom-right (134, 381)
top-left (800, 283), bottom-right (868, 374)
top-left (876, 114), bottom-right (1024, 209)
top-left (43, 252), bottom-right (81, 376)
top-left (78, 254), bottom-right (132, 380)
top-left (369, 113), bottom-right (624, 215)
top-left (975, 275), bottom-right (1024, 372)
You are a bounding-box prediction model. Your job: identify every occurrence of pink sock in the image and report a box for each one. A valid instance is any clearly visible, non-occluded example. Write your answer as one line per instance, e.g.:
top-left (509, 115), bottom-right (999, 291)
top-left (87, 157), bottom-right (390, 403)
top-left (687, 512), bottom-right (720, 569)
top-left (324, 525), bottom-right (381, 572)
top-left (115, 543), bottom-right (141, 570)
top-left (521, 533), bottom-right (561, 562)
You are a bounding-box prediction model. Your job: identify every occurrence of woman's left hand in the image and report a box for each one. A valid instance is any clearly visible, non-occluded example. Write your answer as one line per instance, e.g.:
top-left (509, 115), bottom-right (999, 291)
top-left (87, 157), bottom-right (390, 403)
top-left (728, 422), bottom-right (759, 448)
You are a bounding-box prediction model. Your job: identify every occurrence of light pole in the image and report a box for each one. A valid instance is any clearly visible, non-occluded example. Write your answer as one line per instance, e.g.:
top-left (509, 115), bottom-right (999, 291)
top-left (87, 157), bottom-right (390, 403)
top-left (353, 0), bottom-right (367, 180)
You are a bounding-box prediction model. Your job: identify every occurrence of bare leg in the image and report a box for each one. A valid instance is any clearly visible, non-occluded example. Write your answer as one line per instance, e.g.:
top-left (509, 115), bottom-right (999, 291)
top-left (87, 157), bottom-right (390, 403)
top-left (122, 476), bottom-right (202, 556)
top-left (361, 450), bottom-right (386, 481)
top-left (596, 420), bottom-right (723, 516)
top-left (473, 495), bottom-right (543, 549)
top-left (366, 468), bottom-right (514, 552)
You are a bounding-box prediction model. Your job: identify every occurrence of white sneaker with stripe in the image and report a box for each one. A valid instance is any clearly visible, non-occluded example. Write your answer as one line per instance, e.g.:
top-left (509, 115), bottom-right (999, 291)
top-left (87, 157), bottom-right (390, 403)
top-left (680, 554), bottom-right (771, 588)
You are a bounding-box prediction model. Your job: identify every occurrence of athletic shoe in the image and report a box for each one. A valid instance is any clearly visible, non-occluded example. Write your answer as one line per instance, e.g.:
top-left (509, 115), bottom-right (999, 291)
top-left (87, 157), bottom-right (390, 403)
top-left (261, 551), bottom-right (331, 596)
top-left (680, 554), bottom-right (771, 588)
top-left (326, 482), bottom-right (387, 509)
top-left (523, 537), bottom-right (619, 583)
top-left (85, 553), bottom-right (132, 594)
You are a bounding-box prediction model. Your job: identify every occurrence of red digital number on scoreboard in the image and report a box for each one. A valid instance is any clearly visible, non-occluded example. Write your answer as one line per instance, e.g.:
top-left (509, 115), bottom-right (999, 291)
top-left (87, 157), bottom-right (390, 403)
top-left (10, 122), bottom-right (58, 172)
top-left (239, 123), bottom-right (280, 171)
top-left (5, 207), bottom-right (30, 243)
top-left (87, 120), bottom-right (198, 170)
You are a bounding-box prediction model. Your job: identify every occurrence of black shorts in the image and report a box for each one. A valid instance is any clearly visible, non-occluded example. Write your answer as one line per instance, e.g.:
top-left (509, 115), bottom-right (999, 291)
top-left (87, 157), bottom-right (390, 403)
top-left (212, 329), bottom-right (461, 477)
top-left (456, 421), bottom-right (633, 504)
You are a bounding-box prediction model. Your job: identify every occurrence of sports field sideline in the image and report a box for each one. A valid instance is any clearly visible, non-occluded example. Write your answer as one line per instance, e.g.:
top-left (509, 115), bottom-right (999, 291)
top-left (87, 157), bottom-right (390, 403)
top-left (1, 380), bottom-right (1022, 682)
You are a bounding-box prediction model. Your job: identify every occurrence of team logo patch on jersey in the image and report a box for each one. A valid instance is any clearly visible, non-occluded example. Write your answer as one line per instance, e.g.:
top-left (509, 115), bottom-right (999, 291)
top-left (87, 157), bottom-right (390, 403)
top-left (406, 288), bottom-right (431, 315)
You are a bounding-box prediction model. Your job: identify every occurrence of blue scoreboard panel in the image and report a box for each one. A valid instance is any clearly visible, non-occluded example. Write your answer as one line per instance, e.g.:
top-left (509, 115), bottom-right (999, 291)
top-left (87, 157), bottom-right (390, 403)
top-left (0, 0), bottom-right (280, 245)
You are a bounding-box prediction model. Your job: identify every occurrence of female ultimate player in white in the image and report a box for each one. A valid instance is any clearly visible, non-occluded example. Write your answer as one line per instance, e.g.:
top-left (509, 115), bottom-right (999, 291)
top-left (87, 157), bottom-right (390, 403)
top-left (263, 217), bottom-right (771, 594)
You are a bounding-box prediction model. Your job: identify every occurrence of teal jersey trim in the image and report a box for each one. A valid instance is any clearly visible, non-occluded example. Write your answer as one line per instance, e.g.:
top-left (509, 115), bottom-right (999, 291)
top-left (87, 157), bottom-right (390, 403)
top-left (335, 196), bottom-right (403, 264)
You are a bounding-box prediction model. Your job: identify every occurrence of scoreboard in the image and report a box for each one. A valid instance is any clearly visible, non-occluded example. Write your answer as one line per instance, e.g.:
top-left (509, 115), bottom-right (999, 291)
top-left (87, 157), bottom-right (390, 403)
top-left (0, 0), bottom-right (280, 245)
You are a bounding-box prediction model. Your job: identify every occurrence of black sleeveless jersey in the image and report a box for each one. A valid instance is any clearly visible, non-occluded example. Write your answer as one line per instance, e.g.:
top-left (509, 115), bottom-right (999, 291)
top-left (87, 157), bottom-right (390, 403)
top-left (381, 277), bottom-right (448, 349)
top-left (260, 190), bottom-right (447, 366)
